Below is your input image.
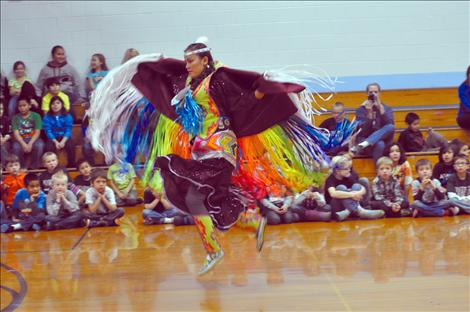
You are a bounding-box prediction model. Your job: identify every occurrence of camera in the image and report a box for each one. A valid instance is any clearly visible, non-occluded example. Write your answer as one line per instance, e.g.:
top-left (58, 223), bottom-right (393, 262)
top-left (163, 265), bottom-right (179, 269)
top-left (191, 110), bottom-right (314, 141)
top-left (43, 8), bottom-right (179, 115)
top-left (368, 94), bottom-right (375, 101)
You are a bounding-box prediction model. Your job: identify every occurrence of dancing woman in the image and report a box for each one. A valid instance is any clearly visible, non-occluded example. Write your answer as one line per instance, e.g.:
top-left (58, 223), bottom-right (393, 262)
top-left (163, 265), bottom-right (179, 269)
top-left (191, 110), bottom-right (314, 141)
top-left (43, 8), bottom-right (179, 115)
top-left (87, 38), bottom-right (337, 275)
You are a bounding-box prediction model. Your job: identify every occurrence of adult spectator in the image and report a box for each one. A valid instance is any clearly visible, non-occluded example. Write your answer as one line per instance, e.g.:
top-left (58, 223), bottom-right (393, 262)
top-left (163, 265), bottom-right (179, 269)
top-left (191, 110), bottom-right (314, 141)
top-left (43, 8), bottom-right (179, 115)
top-left (121, 48), bottom-right (140, 64)
top-left (7, 61), bottom-right (41, 118)
top-left (457, 66), bottom-right (470, 130)
top-left (319, 101), bottom-right (352, 155)
top-left (351, 83), bottom-right (395, 165)
top-left (37, 45), bottom-right (86, 105)
top-left (1, 69), bottom-right (9, 104)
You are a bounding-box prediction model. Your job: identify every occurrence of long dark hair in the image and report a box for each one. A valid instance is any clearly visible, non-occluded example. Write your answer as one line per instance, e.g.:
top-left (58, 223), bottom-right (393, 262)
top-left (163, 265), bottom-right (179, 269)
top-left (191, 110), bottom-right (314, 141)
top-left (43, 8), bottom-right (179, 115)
top-left (13, 61), bottom-right (26, 71)
top-left (91, 53), bottom-right (109, 72)
top-left (438, 143), bottom-right (456, 164)
top-left (184, 43), bottom-right (215, 89)
top-left (48, 95), bottom-right (68, 116)
top-left (384, 141), bottom-right (407, 165)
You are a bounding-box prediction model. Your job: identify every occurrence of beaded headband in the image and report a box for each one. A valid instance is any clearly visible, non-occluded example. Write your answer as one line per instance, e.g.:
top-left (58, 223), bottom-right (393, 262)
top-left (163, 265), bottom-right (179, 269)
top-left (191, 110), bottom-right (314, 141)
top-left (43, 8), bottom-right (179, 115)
top-left (184, 47), bottom-right (211, 56)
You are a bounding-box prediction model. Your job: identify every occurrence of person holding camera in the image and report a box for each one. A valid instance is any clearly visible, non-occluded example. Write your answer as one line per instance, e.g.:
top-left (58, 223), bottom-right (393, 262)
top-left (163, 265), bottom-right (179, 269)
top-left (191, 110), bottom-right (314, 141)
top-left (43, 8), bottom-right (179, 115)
top-left (351, 83), bottom-right (395, 166)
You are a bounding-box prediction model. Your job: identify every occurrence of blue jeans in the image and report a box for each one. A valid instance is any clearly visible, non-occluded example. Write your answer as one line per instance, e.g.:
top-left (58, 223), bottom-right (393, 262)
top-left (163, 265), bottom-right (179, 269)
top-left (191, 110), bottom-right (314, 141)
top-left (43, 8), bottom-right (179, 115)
top-left (449, 198), bottom-right (470, 214)
top-left (8, 96), bottom-right (18, 119)
top-left (411, 200), bottom-right (452, 217)
top-left (142, 207), bottom-right (180, 221)
top-left (12, 138), bottom-right (45, 169)
top-left (359, 124), bottom-right (395, 165)
top-left (333, 183), bottom-right (363, 213)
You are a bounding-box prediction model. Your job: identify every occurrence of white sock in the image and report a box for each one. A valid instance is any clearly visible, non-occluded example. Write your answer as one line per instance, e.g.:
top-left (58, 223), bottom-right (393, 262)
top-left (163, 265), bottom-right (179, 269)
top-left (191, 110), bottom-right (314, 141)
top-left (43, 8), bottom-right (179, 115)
top-left (12, 223), bottom-right (22, 230)
top-left (162, 217), bottom-right (174, 224)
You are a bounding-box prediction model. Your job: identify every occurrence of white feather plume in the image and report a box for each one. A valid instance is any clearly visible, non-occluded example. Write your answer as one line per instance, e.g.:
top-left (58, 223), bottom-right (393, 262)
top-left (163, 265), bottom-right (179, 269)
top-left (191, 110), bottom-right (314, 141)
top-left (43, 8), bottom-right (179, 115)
top-left (263, 65), bottom-right (340, 122)
top-left (86, 53), bottom-right (163, 164)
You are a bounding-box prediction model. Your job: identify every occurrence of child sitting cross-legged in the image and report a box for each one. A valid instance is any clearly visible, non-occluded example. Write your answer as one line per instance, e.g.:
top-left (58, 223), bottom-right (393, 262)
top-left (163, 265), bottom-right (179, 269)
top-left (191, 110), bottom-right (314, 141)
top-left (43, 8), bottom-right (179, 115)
top-left (290, 186), bottom-right (332, 222)
top-left (142, 171), bottom-right (194, 226)
top-left (324, 155), bottom-right (384, 221)
top-left (411, 159), bottom-right (456, 217)
top-left (447, 154), bottom-right (470, 214)
top-left (1, 154), bottom-right (26, 218)
top-left (370, 157), bottom-right (408, 218)
top-left (3, 173), bottom-right (46, 232)
top-left (74, 158), bottom-right (93, 208)
top-left (258, 184), bottom-right (300, 225)
top-left (107, 161), bottom-right (142, 207)
top-left (44, 172), bottom-right (84, 231)
top-left (84, 169), bottom-right (124, 228)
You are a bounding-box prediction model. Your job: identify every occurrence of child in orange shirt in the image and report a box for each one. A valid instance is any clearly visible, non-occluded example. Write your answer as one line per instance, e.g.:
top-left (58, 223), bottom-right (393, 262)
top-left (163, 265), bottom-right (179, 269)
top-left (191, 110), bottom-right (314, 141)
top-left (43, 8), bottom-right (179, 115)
top-left (1, 154), bottom-right (26, 217)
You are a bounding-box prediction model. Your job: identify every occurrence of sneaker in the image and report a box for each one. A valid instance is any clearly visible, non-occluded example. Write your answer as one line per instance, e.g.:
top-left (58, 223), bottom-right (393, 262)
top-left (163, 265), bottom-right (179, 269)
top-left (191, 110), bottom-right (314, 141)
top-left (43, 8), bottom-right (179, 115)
top-left (256, 216), bottom-right (267, 252)
top-left (1, 224), bottom-right (12, 233)
top-left (31, 224), bottom-right (41, 231)
top-left (400, 208), bottom-right (412, 217)
top-left (335, 210), bottom-right (351, 221)
top-left (198, 250), bottom-right (225, 276)
top-left (357, 206), bottom-right (384, 220)
top-left (449, 206), bottom-right (460, 216)
top-left (143, 218), bottom-right (155, 225)
top-left (162, 217), bottom-right (174, 224)
top-left (45, 221), bottom-right (55, 231)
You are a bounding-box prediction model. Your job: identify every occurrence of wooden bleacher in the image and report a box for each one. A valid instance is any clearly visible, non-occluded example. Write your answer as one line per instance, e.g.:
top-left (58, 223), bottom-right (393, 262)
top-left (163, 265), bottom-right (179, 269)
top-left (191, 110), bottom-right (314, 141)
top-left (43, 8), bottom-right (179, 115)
top-left (61, 87), bottom-right (468, 177)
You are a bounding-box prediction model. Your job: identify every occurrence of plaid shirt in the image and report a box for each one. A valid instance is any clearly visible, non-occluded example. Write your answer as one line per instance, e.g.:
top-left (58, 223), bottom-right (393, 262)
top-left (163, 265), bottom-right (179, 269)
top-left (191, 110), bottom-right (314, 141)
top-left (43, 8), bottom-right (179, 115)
top-left (372, 176), bottom-right (404, 207)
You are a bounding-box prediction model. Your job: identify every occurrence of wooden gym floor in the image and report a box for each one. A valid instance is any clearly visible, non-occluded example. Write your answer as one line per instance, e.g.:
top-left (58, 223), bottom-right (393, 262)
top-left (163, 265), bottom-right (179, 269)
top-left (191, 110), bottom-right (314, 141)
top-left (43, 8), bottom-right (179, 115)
top-left (1, 206), bottom-right (469, 312)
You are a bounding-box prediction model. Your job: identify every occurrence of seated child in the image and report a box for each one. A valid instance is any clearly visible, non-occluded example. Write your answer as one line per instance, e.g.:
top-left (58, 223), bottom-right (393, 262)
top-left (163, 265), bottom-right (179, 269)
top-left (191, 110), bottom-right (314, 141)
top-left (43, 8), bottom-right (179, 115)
top-left (6, 173), bottom-right (46, 232)
top-left (1, 155), bottom-right (26, 217)
top-left (450, 139), bottom-right (469, 157)
top-left (74, 158), bottom-right (93, 207)
top-left (411, 159), bottom-right (456, 217)
top-left (39, 152), bottom-right (86, 204)
top-left (11, 96), bottom-right (44, 169)
top-left (84, 169), bottom-right (124, 228)
top-left (45, 172), bottom-right (83, 230)
top-left (258, 185), bottom-right (299, 225)
top-left (432, 144), bottom-right (457, 189)
top-left (291, 186), bottom-right (331, 222)
top-left (370, 157), bottom-right (408, 218)
top-left (107, 161), bottom-right (142, 207)
top-left (398, 112), bottom-right (447, 152)
top-left (447, 154), bottom-right (470, 214)
top-left (41, 77), bottom-right (70, 113)
top-left (142, 188), bottom-right (193, 226)
top-left (142, 170), bottom-right (193, 226)
top-left (42, 95), bottom-right (75, 167)
top-left (324, 155), bottom-right (384, 221)
top-left (0, 200), bottom-right (13, 233)
top-left (0, 100), bottom-right (12, 166)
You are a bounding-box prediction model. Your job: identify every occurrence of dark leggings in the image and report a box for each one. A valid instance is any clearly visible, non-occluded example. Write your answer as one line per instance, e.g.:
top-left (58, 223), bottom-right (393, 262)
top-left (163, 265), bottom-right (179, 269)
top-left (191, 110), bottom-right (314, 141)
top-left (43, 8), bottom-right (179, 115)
top-left (185, 185), bottom-right (209, 215)
top-left (457, 113), bottom-right (470, 130)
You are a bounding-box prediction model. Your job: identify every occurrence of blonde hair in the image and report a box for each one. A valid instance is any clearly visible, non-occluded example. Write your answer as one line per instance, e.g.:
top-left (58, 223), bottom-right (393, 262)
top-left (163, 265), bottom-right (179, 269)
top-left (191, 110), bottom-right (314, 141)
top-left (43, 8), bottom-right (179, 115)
top-left (52, 172), bottom-right (68, 184)
top-left (121, 48), bottom-right (140, 64)
top-left (376, 156), bottom-right (393, 169)
top-left (42, 151), bottom-right (57, 162)
top-left (330, 155), bottom-right (352, 174)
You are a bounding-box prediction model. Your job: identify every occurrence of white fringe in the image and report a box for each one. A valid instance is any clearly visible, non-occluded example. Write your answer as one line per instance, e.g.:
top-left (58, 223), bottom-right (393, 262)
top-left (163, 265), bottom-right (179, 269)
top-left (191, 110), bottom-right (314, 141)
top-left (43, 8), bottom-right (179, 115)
top-left (263, 65), bottom-right (340, 122)
top-left (86, 53), bottom-right (163, 163)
